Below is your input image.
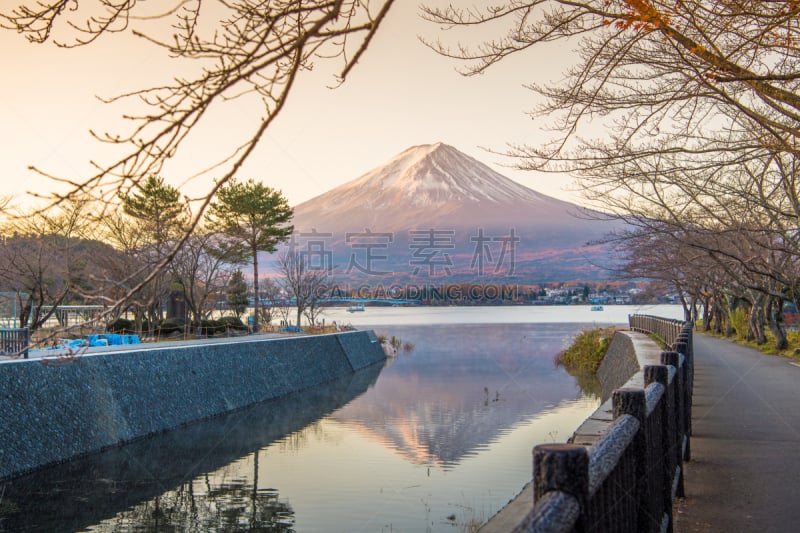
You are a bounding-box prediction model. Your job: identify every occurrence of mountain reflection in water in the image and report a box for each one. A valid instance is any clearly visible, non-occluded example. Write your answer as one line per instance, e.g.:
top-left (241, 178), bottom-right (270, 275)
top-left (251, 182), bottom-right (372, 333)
top-left (334, 324), bottom-right (596, 469)
top-left (0, 322), bottom-right (600, 532)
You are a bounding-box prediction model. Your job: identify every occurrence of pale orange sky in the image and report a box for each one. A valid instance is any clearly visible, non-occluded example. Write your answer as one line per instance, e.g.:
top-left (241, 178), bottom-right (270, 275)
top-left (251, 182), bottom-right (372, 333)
top-left (0, 1), bottom-right (578, 208)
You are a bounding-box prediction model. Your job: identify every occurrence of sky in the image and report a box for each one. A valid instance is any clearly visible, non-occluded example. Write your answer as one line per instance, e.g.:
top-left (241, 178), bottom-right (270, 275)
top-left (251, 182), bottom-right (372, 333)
top-left (0, 1), bottom-right (578, 209)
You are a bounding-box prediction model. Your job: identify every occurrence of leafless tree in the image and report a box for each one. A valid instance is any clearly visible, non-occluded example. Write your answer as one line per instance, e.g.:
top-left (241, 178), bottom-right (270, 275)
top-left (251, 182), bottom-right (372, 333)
top-left (0, 200), bottom-right (118, 332)
top-left (616, 218), bottom-right (798, 348)
top-left (93, 209), bottom-right (161, 330)
top-left (2, 1), bottom-right (396, 214)
top-left (271, 295), bottom-right (293, 329)
top-left (303, 289), bottom-right (327, 327)
top-left (277, 248), bottom-right (329, 328)
top-left (424, 1), bottom-right (800, 346)
top-left (169, 230), bottom-right (240, 334)
top-left (1, 1), bottom-right (396, 324)
top-left (424, 2), bottom-right (800, 172)
top-left (257, 277), bottom-right (284, 330)
top-left (422, 1), bottom-right (800, 230)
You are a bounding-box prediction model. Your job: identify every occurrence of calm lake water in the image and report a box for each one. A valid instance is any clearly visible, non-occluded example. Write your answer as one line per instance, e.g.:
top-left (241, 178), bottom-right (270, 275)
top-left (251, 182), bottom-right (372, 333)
top-left (0, 305), bottom-right (682, 532)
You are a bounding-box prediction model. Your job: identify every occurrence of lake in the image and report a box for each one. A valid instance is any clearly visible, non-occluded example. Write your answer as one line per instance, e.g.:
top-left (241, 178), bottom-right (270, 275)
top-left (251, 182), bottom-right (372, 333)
top-left (320, 303), bottom-right (684, 327)
top-left (0, 305), bottom-right (682, 532)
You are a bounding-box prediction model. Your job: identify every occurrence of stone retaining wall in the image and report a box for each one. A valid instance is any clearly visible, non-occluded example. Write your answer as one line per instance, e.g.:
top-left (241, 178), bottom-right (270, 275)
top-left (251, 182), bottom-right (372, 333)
top-left (596, 332), bottom-right (640, 401)
top-left (570, 330), bottom-right (665, 446)
top-left (0, 331), bottom-right (385, 480)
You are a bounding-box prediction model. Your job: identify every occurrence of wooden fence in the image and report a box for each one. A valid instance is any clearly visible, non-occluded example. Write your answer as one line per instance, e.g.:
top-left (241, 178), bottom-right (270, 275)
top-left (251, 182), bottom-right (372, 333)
top-left (513, 316), bottom-right (692, 532)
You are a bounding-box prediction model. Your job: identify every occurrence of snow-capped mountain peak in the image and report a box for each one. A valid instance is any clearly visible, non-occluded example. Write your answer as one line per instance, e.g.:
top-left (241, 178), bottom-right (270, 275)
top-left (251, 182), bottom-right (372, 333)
top-left (335, 142), bottom-right (549, 208)
top-left (285, 143), bottom-right (624, 282)
top-left (291, 142), bottom-right (601, 236)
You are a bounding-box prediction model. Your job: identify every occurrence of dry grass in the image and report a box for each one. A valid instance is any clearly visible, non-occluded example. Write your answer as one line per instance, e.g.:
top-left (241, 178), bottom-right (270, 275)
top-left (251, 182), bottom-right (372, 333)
top-left (555, 326), bottom-right (619, 374)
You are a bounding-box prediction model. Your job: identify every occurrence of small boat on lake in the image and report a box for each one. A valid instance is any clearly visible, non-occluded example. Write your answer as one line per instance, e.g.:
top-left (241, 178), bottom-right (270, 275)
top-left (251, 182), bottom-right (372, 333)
top-left (347, 304), bottom-right (365, 313)
top-left (590, 305), bottom-right (604, 311)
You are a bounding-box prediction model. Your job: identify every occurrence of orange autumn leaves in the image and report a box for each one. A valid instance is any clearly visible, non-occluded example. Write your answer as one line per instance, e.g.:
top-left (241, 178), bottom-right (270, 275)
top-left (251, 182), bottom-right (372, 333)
top-left (604, 0), bottom-right (671, 32)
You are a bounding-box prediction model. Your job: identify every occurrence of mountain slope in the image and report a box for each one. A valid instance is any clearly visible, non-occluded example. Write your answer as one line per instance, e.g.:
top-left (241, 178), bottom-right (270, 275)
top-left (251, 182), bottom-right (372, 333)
top-left (293, 143), bottom-right (597, 236)
top-left (287, 143), bottom-right (623, 282)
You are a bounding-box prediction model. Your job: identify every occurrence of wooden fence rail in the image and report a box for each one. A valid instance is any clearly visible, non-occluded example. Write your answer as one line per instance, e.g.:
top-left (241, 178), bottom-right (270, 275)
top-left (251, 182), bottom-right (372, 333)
top-left (512, 315), bottom-right (692, 532)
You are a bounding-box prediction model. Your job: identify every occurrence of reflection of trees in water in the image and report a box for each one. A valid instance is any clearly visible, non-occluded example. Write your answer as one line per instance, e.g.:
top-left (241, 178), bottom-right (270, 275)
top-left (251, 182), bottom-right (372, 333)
top-left (559, 366), bottom-right (601, 399)
top-left (276, 420), bottom-right (322, 452)
top-left (92, 450), bottom-right (294, 532)
top-left (106, 420), bottom-right (353, 531)
top-left (274, 418), bottom-right (347, 453)
top-left (0, 364), bottom-right (383, 531)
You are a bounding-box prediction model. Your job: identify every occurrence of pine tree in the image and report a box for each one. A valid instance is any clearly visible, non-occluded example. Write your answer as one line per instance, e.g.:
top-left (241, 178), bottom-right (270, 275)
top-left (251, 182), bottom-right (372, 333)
top-left (226, 269), bottom-right (249, 319)
top-left (208, 178), bottom-right (293, 332)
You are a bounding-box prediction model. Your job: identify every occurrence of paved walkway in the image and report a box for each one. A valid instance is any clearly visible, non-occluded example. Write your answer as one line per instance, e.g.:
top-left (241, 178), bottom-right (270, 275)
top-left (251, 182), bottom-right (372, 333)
top-left (0, 332), bottom-right (301, 363)
top-left (675, 334), bottom-right (800, 532)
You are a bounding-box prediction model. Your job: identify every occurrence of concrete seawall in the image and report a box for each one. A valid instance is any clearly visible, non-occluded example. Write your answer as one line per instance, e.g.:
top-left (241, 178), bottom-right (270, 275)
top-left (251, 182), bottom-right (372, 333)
top-left (0, 330), bottom-right (385, 480)
top-left (570, 330), bottom-right (664, 445)
top-left (596, 331), bottom-right (641, 401)
top-left (1, 363), bottom-right (384, 532)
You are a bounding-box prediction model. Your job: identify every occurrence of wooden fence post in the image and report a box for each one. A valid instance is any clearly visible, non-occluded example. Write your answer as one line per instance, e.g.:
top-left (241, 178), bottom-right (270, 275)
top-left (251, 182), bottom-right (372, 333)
top-left (661, 351), bottom-right (685, 498)
top-left (533, 443), bottom-right (589, 530)
top-left (613, 388), bottom-right (649, 533)
top-left (645, 364), bottom-right (674, 533)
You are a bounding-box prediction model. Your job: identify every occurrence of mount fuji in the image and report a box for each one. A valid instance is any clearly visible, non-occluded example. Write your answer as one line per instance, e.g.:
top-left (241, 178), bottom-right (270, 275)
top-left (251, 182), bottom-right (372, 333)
top-left (287, 143), bottom-right (624, 283)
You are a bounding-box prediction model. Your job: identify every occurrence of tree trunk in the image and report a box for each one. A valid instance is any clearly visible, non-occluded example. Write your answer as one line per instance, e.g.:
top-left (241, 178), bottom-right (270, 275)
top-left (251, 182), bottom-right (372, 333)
top-left (702, 294), bottom-right (712, 331)
top-left (16, 294), bottom-right (30, 329)
top-left (766, 296), bottom-right (789, 350)
top-left (194, 309), bottom-right (203, 336)
top-left (710, 293), bottom-right (721, 334)
top-left (252, 250), bottom-right (260, 333)
top-left (720, 295), bottom-right (735, 336)
top-left (147, 305), bottom-right (160, 337)
top-left (748, 294), bottom-right (767, 345)
top-left (678, 291), bottom-right (691, 322)
top-left (133, 306), bottom-right (145, 335)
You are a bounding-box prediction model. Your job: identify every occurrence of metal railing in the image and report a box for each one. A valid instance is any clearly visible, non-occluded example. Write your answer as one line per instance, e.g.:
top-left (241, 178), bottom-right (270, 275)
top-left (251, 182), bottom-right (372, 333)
top-left (514, 316), bottom-right (692, 532)
top-left (0, 327), bottom-right (29, 359)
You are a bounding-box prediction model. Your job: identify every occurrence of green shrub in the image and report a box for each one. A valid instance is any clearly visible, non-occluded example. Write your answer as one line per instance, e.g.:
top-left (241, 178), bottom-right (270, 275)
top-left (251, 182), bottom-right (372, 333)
top-left (202, 318), bottom-right (251, 335)
top-left (197, 319), bottom-right (222, 336)
top-left (557, 327), bottom-right (616, 374)
top-left (217, 316), bottom-right (247, 331)
top-left (731, 307), bottom-right (748, 341)
top-left (171, 317), bottom-right (187, 328)
top-left (107, 318), bottom-right (134, 333)
top-left (155, 320), bottom-right (182, 335)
